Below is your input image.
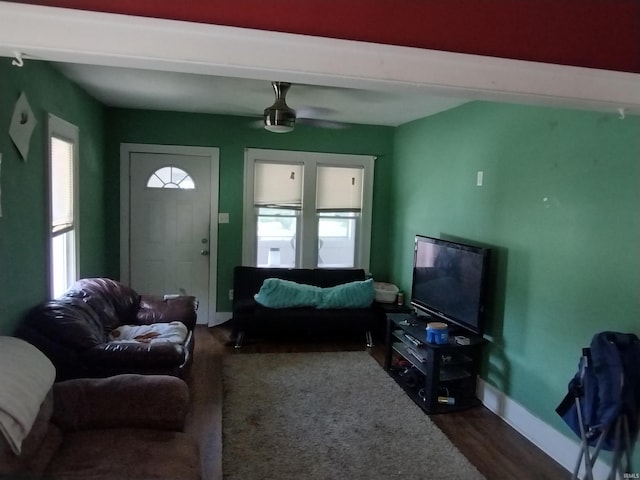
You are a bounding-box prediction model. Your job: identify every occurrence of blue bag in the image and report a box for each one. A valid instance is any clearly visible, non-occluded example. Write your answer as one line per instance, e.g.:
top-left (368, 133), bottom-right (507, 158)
top-left (556, 331), bottom-right (640, 451)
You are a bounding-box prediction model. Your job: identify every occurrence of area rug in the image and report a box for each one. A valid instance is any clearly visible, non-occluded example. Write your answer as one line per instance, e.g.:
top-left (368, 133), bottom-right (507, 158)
top-left (222, 351), bottom-right (485, 480)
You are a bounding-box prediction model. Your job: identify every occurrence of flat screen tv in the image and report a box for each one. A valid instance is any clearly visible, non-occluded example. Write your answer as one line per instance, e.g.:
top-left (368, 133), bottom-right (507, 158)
top-left (410, 235), bottom-right (490, 336)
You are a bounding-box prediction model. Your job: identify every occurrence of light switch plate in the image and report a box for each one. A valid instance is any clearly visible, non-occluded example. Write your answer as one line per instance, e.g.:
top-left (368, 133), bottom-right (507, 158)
top-left (218, 212), bottom-right (229, 224)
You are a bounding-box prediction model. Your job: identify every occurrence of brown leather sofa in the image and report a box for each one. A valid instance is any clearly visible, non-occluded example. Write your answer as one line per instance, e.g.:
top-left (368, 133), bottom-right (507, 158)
top-left (16, 278), bottom-right (198, 381)
top-left (0, 373), bottom-right (201, 480)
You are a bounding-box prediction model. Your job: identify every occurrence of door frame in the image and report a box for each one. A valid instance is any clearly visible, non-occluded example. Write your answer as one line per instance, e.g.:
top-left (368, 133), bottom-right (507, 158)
top-left (120, 143), bottom-right (220, 325)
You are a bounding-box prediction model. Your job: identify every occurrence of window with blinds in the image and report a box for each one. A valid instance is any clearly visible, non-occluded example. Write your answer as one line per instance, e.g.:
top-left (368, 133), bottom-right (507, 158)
top-left (244, 149), bottom-right (374, 270)
top-left (48, 115), bottom-right (79, 298)
top-left (253, 162), bottom-right (303, 267)
top-left (50, 137), bottom-right (74, 234)
top-left (316, 166), bottom-right (363, 268)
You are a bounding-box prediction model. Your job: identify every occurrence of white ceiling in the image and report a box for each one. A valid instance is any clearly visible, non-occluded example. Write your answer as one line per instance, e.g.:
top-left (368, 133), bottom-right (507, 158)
top-left (53, 62), bottom-right (469, 127)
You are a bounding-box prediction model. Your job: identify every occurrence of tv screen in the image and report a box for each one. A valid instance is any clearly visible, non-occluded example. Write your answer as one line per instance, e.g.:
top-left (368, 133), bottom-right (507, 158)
top-left (410, 235), bottom-right (490, 335)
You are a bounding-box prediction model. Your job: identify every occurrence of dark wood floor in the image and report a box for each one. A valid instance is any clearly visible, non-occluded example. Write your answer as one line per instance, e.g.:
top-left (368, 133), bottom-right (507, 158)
top-left (185, 325), bottom-right (568, 480)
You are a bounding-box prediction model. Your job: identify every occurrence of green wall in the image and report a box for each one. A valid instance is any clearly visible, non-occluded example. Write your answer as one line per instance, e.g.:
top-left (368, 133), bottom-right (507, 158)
top-left (390, 101), bottom-right (640, 450)
top-left (105, 109), bottom-right (395, 313)
top-left (3, 56), bottom-right (639, 466)
top-left (0, 59), bottom-right (106, 335)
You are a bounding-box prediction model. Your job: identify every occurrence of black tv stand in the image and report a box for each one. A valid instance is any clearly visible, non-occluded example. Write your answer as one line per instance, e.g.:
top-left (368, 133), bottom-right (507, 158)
top-left (384, 312), bottom-right (484, 414)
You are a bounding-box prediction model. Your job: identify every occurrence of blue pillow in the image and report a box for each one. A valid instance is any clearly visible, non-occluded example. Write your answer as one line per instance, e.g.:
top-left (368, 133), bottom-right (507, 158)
top-left (254, 277), bottom-right (374, 309)
top-left (254, 278), bottom-right (321, 308)
top-left (317, 278), bottom-right (375, 309)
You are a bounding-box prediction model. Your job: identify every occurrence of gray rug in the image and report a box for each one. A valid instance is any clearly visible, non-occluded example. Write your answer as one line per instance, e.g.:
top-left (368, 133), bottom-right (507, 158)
top-left (222, 351), bottom-right (485, 480)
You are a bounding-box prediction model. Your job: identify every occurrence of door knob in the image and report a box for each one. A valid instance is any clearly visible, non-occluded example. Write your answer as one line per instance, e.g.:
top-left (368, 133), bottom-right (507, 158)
top-left (200, 250), bottom-right (209, 256)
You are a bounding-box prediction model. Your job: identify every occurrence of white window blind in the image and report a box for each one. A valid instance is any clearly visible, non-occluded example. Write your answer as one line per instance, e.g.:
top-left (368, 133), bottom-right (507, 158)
top-left (244, 149), bottom-right (374, 270)
top-left (254, 162), bottom-right (303, 208)
top-left (50, 136), bottom-right (74, 234)
top-left (316, 165), bottom-right (363, 212)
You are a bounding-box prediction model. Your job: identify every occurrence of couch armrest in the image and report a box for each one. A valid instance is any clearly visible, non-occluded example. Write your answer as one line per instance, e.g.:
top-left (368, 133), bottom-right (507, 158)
top-left (82, 338), bottom-right (190, 369)
top-left (52, 374), bottom-right (189, 432)
top-left (136, 295), bottom-right (198, 329)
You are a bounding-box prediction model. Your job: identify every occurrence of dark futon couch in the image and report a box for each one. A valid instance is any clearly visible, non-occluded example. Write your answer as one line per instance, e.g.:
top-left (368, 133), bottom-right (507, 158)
top-left (231, 266), bottom-right (377, 348)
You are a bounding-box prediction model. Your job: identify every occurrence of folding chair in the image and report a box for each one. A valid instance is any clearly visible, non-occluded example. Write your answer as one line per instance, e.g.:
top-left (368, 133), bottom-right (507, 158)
top-left (556, 331), bottom-right (640, 480)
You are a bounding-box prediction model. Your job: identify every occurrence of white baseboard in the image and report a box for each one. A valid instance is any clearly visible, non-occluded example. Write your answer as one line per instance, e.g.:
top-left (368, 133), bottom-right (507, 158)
top-left (477, 378), bottom-right (612, 479)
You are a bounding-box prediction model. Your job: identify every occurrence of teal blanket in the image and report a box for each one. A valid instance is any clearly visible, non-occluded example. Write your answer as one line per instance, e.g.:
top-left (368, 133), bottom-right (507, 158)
top-left (254, 278), bottom-right (374, 309)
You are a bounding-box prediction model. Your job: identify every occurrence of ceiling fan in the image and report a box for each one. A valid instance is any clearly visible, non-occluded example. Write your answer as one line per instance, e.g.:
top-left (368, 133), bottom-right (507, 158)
top-left (261, 81), bottom-right (347, 133)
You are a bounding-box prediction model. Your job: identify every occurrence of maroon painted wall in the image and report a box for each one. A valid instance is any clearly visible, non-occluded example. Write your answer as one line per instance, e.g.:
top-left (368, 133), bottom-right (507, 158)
top-left (11, 0), bottom-right (640, 73)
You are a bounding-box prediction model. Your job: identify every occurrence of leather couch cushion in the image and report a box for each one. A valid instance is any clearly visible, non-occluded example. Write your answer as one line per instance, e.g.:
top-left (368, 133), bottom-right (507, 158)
top-left (46, 428), bottom-right (200, 480)
top-left (52, 374), bottom-right (190, 432)
top-left (23, 298), bottom-right (106, 349)
top-left (137, 295), bottom-right (198, 328)
top-left (63, 278), bottom-right (140, 330)
top-left (82, 340), bottom-right (191, 370)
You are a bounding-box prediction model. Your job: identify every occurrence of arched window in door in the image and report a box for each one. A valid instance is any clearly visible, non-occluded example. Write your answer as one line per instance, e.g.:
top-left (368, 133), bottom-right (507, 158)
top-left (146, 166), bottom-right (195, 189)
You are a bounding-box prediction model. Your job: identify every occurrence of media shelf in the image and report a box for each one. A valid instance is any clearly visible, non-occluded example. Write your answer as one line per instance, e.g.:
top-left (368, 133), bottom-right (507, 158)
top-left (384, 312), bottom-right (484, 414)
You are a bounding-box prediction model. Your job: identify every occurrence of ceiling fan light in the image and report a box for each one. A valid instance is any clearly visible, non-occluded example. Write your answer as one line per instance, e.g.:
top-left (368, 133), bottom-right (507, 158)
top-left (264, 123), bottom-right (294, 133)
top-left (264, 107), bottom-right (296, 133)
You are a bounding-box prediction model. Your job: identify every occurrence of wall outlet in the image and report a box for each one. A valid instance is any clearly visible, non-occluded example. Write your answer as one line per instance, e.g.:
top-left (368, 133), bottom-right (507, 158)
top-left (218, 212), bottom-right (230, 224)
top-left (228, 289), bottom-right (234, 300)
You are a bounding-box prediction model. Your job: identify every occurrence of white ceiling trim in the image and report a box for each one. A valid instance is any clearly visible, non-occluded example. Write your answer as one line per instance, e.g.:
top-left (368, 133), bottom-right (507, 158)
top-left (0, 1), bottom-right (638, 116)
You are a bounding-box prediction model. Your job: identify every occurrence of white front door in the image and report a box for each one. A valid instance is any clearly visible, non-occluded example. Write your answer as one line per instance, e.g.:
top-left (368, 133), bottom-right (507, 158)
top-left (120, 144), bottom-right (219, 326)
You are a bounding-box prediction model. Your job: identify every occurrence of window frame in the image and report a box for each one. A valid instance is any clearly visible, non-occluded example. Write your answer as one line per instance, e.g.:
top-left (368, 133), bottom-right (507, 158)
top-left (47, 114), bottom-right (80, 298)
top-left (243, 148), bottom-right (375, 271)
top-left (146, 166), bottom-right (195, 189)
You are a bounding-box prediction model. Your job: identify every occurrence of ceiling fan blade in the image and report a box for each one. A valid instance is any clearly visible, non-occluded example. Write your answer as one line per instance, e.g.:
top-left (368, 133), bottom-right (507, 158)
top-left (296, 117), bottom-right (349, 129)
top-left (258, 81), bottom-right (351, 131)
top-left (296, 105), bottom-right (334, 118)
top-left (296, 105), bottom-right (349, 129)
